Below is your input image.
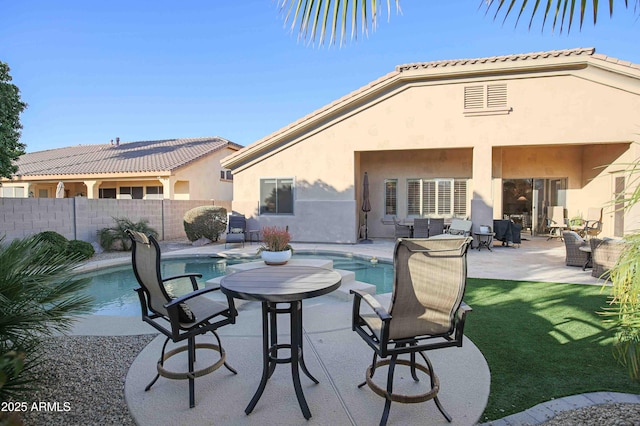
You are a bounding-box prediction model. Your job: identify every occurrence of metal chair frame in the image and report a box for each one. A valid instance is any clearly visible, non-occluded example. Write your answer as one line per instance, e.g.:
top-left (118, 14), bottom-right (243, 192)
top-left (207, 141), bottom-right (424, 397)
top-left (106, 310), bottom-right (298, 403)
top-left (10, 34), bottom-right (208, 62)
top-left (351, 237), bottom-right (473, 425)
top-left (127, 230), bottom-right (238, 408)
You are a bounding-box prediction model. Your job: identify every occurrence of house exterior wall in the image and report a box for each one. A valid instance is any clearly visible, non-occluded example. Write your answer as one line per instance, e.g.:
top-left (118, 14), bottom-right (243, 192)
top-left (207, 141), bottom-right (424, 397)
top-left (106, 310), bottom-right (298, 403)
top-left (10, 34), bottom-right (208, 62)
top-left (227, 54), bottom-right (640, 243)
top-left (172, 147), bottom-right (236, 200)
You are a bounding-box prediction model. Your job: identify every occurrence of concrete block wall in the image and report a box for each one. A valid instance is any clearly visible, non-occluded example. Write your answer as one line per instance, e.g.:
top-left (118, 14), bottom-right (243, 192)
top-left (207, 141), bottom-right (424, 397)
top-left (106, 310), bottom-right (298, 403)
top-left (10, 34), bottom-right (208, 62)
top-left (0, 198), bottom-right (75, 241)
top-left (0, 198), bottom-right (232, 243)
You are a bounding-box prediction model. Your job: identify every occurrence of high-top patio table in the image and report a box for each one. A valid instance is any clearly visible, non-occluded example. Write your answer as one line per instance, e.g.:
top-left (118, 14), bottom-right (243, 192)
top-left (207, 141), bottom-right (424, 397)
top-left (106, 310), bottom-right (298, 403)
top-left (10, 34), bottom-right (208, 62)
top-left (220, 264), bottom-right (342, 420)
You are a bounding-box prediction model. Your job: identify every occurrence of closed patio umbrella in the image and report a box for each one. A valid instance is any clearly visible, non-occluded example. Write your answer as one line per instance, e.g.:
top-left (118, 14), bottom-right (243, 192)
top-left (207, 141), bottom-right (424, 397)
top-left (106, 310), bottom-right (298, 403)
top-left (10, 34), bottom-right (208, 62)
top-left (56, 181), bottom-right (65, 198)
top-left (360, 172), bottom-right (372, 243)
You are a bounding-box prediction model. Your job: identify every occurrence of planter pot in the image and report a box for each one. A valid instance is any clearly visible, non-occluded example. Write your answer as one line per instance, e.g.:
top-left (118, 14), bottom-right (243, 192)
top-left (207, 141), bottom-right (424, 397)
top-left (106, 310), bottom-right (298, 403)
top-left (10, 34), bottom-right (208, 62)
top-left (261, 249), bottom-right (292, 265)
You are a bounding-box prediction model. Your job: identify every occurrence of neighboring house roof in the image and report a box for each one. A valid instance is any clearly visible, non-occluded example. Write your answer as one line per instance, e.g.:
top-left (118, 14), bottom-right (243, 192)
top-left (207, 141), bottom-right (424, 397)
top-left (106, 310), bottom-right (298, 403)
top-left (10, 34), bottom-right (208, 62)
top-left (222, 47), bottom-right (640, 171)
top-left (14, 137), bottom-right (242, 177)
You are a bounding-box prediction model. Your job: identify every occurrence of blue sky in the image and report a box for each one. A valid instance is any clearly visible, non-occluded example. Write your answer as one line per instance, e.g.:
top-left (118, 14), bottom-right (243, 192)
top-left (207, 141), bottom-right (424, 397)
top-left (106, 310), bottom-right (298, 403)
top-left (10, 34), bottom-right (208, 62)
top-left (1, 1), bottom-right (638, 153)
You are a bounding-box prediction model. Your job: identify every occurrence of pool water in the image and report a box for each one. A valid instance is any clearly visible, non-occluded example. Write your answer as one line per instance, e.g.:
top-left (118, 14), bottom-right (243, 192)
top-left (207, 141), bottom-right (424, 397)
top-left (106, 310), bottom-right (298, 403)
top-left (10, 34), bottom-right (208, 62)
top-left (78, 253), bottom-right (393, 316)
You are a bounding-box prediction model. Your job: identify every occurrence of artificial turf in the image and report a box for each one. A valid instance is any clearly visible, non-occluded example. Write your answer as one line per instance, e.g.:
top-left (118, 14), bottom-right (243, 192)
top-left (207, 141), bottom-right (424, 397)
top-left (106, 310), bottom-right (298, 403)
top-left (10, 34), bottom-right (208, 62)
top-left (463, 278), bottom-right (640, 421)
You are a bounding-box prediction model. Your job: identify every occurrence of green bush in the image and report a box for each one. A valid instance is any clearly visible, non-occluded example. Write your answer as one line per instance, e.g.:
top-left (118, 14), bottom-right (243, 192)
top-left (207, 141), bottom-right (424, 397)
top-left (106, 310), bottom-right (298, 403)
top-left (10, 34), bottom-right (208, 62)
top-left (33, 231), bottom-right (69, 256)
top-left (66, 240), bottom-right (95, 260)
top-left (98, 217), bottom-right (158, 251)
top-left (183, 206), bottom-right (227, 242)
top-left (0, 235), bottom-right (93, 401)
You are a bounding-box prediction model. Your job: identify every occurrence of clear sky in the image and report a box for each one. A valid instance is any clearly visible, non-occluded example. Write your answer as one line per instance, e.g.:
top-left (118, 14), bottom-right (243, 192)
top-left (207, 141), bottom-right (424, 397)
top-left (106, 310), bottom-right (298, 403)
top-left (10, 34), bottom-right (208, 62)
top-left (1, 1), bottom-right (638, 153)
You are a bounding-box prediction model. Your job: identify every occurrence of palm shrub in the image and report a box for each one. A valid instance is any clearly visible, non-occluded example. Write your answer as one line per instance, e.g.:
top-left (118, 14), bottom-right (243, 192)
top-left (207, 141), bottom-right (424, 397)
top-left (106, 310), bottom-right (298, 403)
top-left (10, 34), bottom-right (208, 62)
top-left (599, 154), bottom-right (640, 380)
top-left (98, 217), bottom-right (158, 251)
top-left (183, 206), bottom-right (227, 242)
top-left (0, 235), bottom-right (94, 401)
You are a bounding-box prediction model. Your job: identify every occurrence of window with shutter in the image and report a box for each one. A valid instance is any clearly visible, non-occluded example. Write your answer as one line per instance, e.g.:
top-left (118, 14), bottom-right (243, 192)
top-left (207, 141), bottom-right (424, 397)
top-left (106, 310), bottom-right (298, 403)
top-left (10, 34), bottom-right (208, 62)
top-left (454, 180), bottom-right (467, 217)
top-left (407, 180), bottom-right (421, 216)
top-left (384, 179), bottom-right (398, 216)
top-left (406, 179), bottom-right (467, 217)
top-left (437, 180), bottom-right (452, 215)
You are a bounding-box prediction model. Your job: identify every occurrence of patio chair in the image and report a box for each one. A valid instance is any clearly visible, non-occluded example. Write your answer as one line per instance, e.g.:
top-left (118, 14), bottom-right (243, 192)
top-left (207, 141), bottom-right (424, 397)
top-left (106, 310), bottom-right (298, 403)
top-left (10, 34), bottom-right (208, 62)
top-left (412, 218), bottom-right (429, 238)
top-left (583, 207), bottom-right (603, 239)
top-left (126, 230), bottom-right (238, 408)
top-left (562, 231), bottom-right (590, 268)
top-left (225, 214), bottom-right (246, 248)
top-left (427, 218), bottom-right (445, 237)
top-left (546, 206), bottom-right (567, 240)
top-left (431, 218), bottom-right (472, 239)
top-left (590, 237), bottom-right (626, 280)
top-left (351, 237), bottom-right (473, 425)
top-left (393, 217), bottom-right (412, 238)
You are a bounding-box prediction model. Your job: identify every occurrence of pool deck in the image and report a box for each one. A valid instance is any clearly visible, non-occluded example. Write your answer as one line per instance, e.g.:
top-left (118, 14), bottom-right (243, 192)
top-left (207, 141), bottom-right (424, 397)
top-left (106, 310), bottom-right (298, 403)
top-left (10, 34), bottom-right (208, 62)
top-left (70, 236), bottom-right (637, 426)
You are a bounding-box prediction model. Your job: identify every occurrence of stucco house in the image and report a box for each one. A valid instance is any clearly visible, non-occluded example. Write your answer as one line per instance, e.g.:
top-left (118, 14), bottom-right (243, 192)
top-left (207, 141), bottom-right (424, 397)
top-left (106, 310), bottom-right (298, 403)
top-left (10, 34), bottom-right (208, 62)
top-left (1, 137), bottom-right (242, 201)
top-left (222, 48), bottom-right (640, 244)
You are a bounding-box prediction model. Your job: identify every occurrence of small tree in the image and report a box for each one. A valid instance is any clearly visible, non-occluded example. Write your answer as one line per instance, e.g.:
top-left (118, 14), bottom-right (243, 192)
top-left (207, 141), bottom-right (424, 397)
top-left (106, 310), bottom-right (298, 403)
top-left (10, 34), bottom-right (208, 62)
top-left (0, 61), bottom-right (27, 180)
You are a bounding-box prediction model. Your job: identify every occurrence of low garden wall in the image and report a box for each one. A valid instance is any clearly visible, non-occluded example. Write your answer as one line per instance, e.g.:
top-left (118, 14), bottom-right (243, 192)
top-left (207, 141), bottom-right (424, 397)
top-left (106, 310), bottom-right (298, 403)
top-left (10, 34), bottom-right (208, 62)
top-left (0, 198), bottom-right (232, 243)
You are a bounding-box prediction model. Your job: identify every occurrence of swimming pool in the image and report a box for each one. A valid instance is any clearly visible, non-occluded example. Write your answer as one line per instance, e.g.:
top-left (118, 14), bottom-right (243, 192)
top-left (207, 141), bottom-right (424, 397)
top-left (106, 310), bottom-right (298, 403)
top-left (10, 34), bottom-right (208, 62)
top-left (77, 253), bottom-right (393, 316)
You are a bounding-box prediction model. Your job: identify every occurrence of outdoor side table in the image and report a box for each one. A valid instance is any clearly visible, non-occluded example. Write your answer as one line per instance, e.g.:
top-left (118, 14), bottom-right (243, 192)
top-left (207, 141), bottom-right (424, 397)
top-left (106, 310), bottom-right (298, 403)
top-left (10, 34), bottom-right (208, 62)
top-left (220, 265), bottom-right (341, 420)
top-left (473, 232), bottom-right (494, 251)
top-left (579, 245), bottom-right (592, 270)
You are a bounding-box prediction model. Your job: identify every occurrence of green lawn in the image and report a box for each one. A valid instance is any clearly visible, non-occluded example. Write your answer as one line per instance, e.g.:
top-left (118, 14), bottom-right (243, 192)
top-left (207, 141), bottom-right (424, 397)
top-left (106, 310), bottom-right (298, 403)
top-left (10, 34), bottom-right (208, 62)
top-left (463, 278), bottom-right (640, 422)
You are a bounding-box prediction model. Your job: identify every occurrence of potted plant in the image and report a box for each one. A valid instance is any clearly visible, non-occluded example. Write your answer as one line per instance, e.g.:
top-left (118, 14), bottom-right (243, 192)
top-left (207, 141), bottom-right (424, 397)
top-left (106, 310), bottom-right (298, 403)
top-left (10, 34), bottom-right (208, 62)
top-left (257, 226), bottom-right (293, 265)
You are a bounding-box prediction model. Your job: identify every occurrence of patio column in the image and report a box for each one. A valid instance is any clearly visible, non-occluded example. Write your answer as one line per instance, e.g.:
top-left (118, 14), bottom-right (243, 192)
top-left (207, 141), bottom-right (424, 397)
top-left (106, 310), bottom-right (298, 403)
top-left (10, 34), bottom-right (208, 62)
top-left (471, 145), bottom-right (494, 234)
top-left (84, 180), bottom-right (100, 199)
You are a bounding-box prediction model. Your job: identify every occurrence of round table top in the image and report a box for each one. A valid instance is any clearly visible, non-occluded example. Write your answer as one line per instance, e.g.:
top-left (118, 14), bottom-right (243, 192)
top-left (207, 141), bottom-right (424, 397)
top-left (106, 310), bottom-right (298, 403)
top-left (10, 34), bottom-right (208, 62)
top-left (220, 265), bottom-right (342, 303)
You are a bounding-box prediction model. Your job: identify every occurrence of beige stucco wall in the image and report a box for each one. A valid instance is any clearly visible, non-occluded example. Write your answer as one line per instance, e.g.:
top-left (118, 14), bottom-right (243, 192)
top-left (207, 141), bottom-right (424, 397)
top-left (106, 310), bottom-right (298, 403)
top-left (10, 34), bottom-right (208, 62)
top-left (229, 60), bottom-right (640, 242)
top-left (172, 147), bottom-right (236, 200)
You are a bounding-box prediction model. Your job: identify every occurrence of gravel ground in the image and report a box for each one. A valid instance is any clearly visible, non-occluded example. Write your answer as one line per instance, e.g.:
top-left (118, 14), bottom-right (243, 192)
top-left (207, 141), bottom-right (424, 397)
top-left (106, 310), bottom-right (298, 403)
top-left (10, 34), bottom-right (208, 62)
top-left (9, 241), bottom-right (639, 426)
top-left (18, 335), bottom-right (155, 426)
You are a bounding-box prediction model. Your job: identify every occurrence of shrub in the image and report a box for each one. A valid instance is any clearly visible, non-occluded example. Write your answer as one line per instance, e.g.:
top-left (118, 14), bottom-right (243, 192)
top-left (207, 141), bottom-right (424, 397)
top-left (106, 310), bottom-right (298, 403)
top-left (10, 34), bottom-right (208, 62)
top-left (33, 231), bottom-right (68, 256)
top-left (66, 240), bottom-right (95, 260)
top-left (98, 217), bottom-right (158, 251)
top-left (0, 235), bottom-right (93, 402)
top-left (257, 226), bottom-right (293, 253)
top-left (183, 206), bottom-right (227, 242)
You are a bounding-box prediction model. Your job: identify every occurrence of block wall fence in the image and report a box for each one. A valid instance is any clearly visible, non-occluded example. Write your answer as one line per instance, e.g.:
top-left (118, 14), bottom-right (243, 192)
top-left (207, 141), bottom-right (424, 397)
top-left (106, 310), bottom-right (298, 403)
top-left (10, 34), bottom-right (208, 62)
top-left (0, 198), bottom-right (233, 243)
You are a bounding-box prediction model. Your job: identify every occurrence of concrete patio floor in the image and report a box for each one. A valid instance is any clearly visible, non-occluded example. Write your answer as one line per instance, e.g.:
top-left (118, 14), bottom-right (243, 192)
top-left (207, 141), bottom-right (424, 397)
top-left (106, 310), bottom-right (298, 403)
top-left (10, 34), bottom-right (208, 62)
top-left (71, 235), bottom-right (608, 425)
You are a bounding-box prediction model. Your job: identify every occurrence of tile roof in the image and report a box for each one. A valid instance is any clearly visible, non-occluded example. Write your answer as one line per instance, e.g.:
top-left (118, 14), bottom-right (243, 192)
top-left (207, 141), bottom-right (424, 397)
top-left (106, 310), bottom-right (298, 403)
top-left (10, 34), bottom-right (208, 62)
top-left (395, 47), bottom-right (640, 72)
top-left (17, 137), bottom-right (242, 176)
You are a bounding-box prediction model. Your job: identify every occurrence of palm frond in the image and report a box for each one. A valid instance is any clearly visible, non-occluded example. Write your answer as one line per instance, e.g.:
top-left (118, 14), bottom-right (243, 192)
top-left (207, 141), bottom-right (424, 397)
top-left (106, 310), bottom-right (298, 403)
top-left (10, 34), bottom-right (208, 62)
top-left (278, 0), bottom-right (401, 46)
top-left (483, 0), bottom-right (640, 33)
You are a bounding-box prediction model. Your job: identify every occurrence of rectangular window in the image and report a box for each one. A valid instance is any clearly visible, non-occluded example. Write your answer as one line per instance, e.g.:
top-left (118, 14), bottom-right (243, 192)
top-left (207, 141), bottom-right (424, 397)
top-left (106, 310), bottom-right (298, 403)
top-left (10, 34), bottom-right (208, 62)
top-left (1, 186), bottom-right (25, 198)
top-left (220, 170), bottom-right (233, 180)
top-left (146, 186), bottom-right (163, 199)
top-left (407, 179), bottom-right (467, 218)
top-left (384, 179), bottom-right (397, 216)
top-left (120, 186), bottom-right (143, 199)
top-left (260, 178), bottom-right (294, 215)
top-left (454, 180), bottom-right (468, 217)
top-left (99, 188), bottom-right (116, 199)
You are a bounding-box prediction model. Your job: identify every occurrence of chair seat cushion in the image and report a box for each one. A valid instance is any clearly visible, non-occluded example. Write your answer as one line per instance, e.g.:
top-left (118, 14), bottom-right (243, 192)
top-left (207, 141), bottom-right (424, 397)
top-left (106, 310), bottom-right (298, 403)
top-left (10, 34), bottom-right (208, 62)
top-left (361, 313), bottom-right (450, 341)
top-left (179, 294), bottom-right (230, 329)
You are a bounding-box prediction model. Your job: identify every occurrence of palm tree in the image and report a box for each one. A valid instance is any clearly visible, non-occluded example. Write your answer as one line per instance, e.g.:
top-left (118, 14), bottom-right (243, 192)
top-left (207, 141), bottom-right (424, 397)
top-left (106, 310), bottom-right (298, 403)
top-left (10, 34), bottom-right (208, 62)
top-left (277, 0), bottom-right (639, 46)
top-left (0, 235), bottom-right (94, 400)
